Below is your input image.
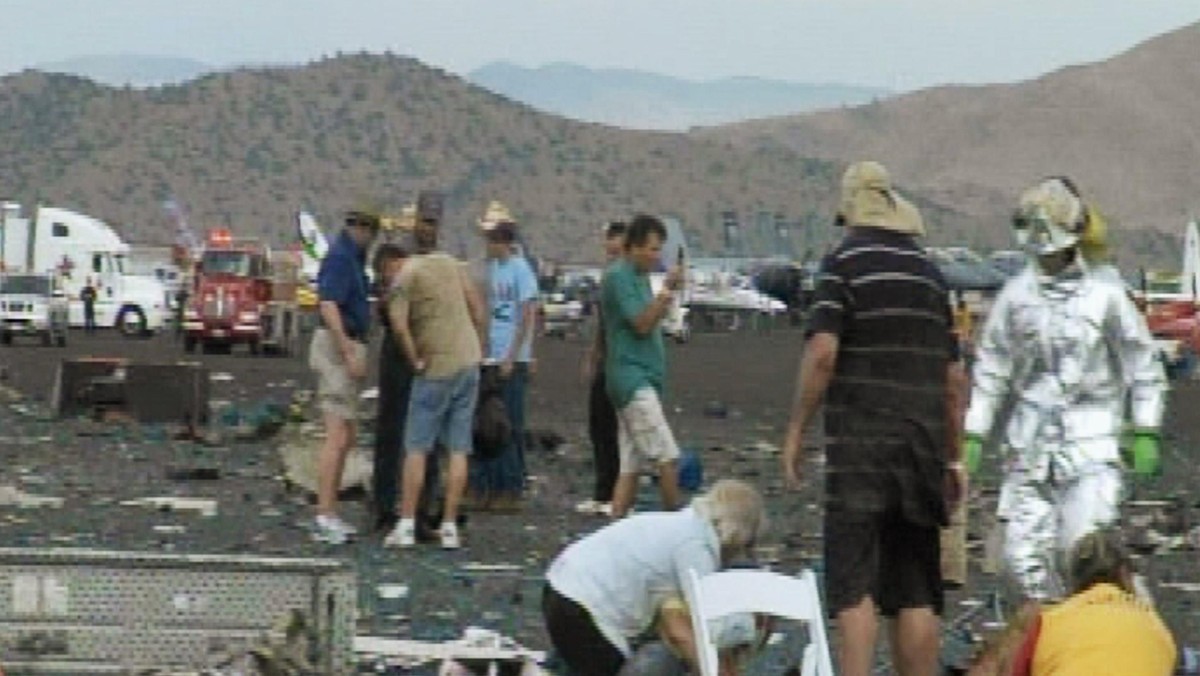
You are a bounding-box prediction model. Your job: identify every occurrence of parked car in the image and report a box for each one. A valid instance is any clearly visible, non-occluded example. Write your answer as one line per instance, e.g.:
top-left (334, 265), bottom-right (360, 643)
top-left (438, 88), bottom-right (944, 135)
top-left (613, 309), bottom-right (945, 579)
top-left (0, 273), bottom-right (69, 346)
top-left (540, 292), bottom-right (585, 338)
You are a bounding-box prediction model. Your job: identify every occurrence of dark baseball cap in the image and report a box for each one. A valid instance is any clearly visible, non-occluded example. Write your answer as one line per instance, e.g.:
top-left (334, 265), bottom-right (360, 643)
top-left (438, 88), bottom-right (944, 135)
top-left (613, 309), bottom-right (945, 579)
top-left (416, 191), bottom-right (445, 223)
top-left (345, 210), bottom-right (381, 231)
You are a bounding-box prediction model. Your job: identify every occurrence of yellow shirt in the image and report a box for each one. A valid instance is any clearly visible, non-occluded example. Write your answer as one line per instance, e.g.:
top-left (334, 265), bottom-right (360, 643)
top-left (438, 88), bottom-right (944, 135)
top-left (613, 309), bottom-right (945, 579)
top-left (953, 306), bottom-right (973, 341)
top-left (1033, 584), bottom-right (1176, 676)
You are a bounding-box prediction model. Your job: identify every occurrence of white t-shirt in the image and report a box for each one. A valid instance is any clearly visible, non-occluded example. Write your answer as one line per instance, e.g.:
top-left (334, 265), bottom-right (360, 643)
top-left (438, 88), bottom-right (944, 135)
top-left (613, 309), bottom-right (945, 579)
top-left (546, 508), bottom-right (721, 656)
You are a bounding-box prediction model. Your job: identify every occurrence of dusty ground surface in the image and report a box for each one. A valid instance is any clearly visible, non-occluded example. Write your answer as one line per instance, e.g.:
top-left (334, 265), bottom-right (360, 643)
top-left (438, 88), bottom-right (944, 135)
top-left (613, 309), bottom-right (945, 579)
top-left (0, 325), bottom-right (1197, 672)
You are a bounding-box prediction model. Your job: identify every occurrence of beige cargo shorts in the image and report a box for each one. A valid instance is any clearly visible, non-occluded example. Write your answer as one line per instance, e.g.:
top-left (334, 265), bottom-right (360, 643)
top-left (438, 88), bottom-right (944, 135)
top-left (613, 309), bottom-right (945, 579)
top-left (616, 387), bottom-right (681, 474)
top-left (308, 328), bottom-right (365, 420)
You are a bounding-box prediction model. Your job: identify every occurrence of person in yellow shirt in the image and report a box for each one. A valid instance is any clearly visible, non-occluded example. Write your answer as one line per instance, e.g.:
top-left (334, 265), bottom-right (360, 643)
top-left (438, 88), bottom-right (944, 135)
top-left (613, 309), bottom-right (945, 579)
top-left (1009, 528), bottom-right (1176, 676)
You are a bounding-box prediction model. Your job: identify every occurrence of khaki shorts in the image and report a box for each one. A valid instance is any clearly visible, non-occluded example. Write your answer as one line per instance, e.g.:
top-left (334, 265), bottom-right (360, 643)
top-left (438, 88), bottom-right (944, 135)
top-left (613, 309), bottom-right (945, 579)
top-left (616, 388), bottom-right (681, 474)
top-left (308, 328), bottom-right (365, 420)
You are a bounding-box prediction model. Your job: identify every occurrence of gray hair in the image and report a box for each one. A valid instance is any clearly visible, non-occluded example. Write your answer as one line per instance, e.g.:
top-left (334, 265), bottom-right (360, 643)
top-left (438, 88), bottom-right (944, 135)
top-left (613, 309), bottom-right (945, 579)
top-left (691, 479), bottom-right (767, 551)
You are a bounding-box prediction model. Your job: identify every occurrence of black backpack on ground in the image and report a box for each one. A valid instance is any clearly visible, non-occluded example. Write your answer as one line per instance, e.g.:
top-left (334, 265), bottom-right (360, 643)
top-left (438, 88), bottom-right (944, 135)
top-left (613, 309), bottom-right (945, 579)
top-left (473, 366), bottom-right (511, 461)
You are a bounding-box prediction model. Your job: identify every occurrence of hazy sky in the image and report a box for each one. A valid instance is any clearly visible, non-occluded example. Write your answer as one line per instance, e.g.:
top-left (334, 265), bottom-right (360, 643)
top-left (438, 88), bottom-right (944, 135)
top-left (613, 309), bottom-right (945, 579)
top-left (6, 0), bottom-right (1199, 90)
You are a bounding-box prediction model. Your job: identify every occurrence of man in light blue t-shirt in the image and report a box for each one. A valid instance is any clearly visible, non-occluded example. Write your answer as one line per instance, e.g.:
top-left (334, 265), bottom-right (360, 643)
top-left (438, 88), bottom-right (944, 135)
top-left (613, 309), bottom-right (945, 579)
top-left (469, 217), bottom-right (539, 510)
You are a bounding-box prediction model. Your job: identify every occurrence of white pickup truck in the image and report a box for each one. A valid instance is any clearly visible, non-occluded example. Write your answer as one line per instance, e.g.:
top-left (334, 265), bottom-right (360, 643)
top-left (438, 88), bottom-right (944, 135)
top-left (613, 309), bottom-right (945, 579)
top-left (0, 273), bottom-right (69, 346)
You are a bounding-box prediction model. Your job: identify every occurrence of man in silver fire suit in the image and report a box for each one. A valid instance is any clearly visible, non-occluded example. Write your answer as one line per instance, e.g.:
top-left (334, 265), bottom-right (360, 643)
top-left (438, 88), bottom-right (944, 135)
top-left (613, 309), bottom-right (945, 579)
top-left (963, 176), bottom-right (1166, 601)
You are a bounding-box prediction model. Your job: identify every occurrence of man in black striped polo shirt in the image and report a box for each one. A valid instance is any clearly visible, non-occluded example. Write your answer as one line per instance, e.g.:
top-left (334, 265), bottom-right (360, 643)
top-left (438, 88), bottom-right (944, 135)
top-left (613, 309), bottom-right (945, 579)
top-left (783, 161), bottom-right (967, 676)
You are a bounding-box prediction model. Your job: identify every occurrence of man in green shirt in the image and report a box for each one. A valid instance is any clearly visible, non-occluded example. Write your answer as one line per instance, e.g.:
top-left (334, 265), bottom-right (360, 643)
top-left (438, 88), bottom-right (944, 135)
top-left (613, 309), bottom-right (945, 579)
top-left (602, 214), bottom-right (684, 518)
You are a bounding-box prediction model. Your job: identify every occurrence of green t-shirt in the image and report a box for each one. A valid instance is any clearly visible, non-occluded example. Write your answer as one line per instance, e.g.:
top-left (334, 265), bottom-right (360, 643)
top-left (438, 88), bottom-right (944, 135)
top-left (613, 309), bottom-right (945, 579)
top-left (602, 258), bottom-right (665, 409)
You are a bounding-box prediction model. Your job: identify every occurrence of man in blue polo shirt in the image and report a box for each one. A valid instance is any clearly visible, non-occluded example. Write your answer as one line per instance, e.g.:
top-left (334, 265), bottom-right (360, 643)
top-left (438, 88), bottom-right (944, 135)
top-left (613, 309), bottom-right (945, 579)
top-left (310, 210), bottom-right (379, 544)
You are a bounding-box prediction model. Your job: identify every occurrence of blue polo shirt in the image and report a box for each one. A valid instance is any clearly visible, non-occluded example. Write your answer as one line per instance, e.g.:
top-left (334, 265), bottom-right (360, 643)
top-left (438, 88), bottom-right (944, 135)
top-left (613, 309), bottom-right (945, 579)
top-left (316, 231), bottom-right (370, 339)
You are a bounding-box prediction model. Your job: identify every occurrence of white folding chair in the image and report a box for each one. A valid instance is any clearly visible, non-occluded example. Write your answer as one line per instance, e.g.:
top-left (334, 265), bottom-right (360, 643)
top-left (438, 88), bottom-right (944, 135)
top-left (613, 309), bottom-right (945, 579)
top-left (684, 568), bottom-right (835, 676)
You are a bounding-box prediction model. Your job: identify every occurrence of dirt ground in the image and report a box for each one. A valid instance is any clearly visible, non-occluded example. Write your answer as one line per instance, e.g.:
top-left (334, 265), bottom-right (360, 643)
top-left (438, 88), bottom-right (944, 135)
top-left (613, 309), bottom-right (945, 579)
top-left (0, 325), bottom-right (1197, 672)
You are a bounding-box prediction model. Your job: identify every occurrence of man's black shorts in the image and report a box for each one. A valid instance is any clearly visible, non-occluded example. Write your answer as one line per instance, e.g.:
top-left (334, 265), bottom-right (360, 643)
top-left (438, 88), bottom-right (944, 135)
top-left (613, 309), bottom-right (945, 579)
top-left (823, 508), bottom-right (943, 618)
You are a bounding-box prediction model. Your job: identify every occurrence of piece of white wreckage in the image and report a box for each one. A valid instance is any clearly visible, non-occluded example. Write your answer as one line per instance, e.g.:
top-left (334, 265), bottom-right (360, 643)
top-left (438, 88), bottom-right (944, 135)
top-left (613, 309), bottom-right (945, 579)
top-left (0, 484), bottom-right (64, 509)
top-left (357, 626), bottom-right (547, 675)
top-left (119, 496), bottom-right (218, 517)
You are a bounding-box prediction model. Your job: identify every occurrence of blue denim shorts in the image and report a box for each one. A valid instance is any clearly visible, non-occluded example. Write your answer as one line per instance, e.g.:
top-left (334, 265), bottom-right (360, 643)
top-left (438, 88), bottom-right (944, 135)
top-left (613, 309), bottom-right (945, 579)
top-left (404, 366), bottom-right (480, 454)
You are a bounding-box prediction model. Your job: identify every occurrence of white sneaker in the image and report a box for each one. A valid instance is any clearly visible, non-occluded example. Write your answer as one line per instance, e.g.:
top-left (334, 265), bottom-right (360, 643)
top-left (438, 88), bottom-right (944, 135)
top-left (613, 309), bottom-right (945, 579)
top-left (574, 500), bottom-right (614, 516)
top-left (440, 522), bottom-right (461, 550)
top-left (327, 514), bottom-right (358, 536)
top-left (574, 499), bottom-right (601, 514)
top-left (313, 515), bottom-right (356, 544)
top-left (383, 520), bottom-right (416, 548)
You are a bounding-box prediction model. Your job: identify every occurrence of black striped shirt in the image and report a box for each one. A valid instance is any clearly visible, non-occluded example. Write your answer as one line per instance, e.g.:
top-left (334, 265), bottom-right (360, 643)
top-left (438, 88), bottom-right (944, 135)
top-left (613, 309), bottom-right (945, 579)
top-left (806, 228), bottom-right (956, 523)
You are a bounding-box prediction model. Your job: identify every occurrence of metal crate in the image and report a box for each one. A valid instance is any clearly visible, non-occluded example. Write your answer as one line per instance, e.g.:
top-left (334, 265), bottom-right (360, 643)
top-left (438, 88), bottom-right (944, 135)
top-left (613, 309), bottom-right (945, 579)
top-left (0, 548), bottom-right (356, 674)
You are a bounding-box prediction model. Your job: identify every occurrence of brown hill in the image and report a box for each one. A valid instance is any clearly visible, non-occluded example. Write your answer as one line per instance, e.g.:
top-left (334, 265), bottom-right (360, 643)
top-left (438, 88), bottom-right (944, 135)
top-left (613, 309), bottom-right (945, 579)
top-left (0, 54), bottom-right (979, 263)
top-left (705, 21), bottom-right (1200, 267)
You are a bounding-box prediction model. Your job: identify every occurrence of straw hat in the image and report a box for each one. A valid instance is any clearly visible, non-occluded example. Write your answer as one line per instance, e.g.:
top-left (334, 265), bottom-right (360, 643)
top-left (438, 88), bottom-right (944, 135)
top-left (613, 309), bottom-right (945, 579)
top-left (380, 204), bottom-right (417, 232)
top-left (479, 200), bottom-right (516, 231)
top-left (837, 161), bottom-right (925, 236)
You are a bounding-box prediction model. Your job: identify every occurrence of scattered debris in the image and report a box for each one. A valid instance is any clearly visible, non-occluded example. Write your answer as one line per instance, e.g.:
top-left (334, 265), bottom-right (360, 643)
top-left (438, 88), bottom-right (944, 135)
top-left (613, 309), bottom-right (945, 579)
top-left (0, 485), bottom-right (64, 509)
top-left (120, 496), bottom-right (218, 517)
top-left (0, 383), bottom-right (21, 403)
top-left (211, 372), bottom-right (235, 383)
top-left (376, 584), bottom-right (409, 600)
top-left (166, 466), bottom-right (222, 482)
top-left (1127, 527), bottom-right (1188, 555)
top-left (702, 401), bottom-right (729, 419)
top-left (277, 424), bottom-right (372, 495)
top-left (460, 563), bottom-right (523, 573)
top-left (748, 440), bottom-right (779, 455)
top-left (356, 627), bottom-right (545, 671)
top-left (210, 401), bottom-right (291, 442)
top-left (1129, 499), bottom-right (1174, 508)
top-left (524, 429), bottom-right (566, 454)
top-left (203, 609), bottom-right (318, 676)
top-left (754, 544), bottom-right (782, 565)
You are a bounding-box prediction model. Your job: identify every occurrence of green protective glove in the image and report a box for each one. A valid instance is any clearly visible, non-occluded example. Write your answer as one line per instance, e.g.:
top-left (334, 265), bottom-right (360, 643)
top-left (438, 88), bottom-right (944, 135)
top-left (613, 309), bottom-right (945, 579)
top-left (962, 434), bottom-right (984, 475)
top-left (1130, 432), bottom-right (1161, 477)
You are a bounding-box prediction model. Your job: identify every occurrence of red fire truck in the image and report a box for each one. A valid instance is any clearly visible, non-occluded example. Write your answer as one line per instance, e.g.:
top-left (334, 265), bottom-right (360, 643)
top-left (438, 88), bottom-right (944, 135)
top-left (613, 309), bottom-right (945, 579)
top-left (182, 229), bottom-right (301, 355)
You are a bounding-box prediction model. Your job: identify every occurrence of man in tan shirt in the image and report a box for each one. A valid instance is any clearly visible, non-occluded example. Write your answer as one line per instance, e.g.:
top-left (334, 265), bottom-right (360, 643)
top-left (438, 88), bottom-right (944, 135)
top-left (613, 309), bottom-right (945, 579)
top-left (385, 191), bottom-right (485, 549)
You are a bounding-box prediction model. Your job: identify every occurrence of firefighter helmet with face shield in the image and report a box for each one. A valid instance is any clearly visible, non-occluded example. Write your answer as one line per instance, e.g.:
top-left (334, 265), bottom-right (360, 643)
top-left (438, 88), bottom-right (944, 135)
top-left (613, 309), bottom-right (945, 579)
top-left (1013, 177), bottom-right (1087, 258)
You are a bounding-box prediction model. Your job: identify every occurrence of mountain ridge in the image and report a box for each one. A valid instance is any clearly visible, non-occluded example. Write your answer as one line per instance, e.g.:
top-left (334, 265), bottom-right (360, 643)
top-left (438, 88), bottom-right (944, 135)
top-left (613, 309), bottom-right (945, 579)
top-left (32, 54), bottom-right (216, 87)
top-left (467, 61), bottom-right (891, 131)
top-left (0, 55), bottom-right (935, 263)
top-left (702, 21), bottom-right (1200, 265)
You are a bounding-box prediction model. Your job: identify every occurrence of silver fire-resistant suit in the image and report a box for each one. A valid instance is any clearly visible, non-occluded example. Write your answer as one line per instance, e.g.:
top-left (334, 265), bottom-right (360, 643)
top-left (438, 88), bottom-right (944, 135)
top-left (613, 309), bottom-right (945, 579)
top-left (965, 261), bottom-right (1166, 600)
